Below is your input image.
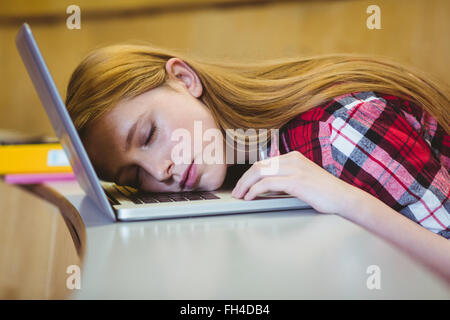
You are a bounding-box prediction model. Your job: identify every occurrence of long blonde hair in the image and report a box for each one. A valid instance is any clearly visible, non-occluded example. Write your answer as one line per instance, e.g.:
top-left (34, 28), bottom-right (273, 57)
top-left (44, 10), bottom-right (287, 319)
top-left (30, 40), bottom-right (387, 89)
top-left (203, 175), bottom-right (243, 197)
top-left (66, 43), bottom-right (450, 147)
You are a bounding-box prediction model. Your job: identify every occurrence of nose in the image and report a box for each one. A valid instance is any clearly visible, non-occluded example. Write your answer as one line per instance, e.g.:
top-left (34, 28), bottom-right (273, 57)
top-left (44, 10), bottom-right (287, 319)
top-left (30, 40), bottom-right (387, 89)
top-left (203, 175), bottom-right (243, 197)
top-left (139, 158), bottom-right (175, 182)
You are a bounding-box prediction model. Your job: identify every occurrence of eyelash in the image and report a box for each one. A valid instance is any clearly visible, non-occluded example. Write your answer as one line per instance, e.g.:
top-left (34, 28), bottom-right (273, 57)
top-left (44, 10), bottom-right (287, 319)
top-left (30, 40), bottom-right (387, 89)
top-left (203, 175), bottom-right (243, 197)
top-left (144, 125), bottom-right (157, 146)
top-left (135, 125), bottom-right (158, 189)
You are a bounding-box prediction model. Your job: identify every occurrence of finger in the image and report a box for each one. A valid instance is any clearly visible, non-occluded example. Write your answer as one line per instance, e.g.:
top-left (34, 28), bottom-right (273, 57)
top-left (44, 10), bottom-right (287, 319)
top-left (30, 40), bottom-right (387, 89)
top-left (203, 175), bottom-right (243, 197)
top-left (232, 151), bottom-right (302, 198)
top-left (232, 158), bottom-right (281, 198)
top-left (243, 176), bottom-right (290, 201)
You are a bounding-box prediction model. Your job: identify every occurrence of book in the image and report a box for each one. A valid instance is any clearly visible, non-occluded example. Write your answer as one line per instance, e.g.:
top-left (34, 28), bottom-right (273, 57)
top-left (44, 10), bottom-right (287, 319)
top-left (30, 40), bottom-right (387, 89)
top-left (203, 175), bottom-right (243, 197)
top-left (4, 172), bottom-right (76, 184)
top-left (0, 129), bottom-right (72, 174)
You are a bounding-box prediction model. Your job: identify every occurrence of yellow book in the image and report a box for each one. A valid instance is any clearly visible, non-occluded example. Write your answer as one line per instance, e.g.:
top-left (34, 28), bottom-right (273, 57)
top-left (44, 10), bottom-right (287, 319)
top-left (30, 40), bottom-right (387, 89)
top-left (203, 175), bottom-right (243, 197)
top-left (0, 143), bottom-right (72, 174)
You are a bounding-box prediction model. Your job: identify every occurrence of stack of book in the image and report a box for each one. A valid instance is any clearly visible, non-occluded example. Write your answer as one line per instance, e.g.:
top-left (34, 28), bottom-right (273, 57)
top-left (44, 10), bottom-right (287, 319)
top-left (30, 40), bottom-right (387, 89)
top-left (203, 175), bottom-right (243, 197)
top-left (0, 129), bottom-right (74, 184)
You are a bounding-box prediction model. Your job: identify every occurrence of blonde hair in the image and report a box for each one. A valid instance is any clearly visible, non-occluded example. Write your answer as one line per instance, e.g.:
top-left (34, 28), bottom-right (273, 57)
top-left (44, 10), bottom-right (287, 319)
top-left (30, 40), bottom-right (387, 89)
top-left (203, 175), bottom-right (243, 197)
top-left (66, 43), bottom-right (450, 147)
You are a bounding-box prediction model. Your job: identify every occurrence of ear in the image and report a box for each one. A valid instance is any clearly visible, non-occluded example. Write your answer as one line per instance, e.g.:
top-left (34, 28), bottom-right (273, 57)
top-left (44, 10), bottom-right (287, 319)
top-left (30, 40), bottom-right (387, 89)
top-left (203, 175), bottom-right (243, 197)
top-left (165, 57), bottom-right (203, 98)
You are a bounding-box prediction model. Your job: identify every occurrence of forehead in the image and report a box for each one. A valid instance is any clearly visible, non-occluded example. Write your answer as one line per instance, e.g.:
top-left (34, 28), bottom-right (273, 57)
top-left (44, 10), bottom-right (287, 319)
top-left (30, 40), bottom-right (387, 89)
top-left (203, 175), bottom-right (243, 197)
top-left (105, 84), bottom-right (178, 121)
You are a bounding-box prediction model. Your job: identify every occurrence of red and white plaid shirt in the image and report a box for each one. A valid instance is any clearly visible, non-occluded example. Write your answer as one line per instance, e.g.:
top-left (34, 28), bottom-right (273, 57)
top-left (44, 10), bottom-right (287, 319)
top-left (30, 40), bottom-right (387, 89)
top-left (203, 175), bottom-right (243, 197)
top-left (279, 91), bottom-right (450, 239)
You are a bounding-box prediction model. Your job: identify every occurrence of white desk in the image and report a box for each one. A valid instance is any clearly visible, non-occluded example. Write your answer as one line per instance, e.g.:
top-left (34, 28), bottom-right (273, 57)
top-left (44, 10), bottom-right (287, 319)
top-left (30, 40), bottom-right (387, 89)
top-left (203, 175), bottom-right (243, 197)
top-left (44, 181), bottom-right (450, 299)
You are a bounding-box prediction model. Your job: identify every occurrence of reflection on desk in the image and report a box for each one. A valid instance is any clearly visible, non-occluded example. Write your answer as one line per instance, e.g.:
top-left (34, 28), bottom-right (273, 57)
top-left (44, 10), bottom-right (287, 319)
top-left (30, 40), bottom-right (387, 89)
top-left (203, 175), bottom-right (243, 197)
top-left (0, 181), bottom-right (81, 299)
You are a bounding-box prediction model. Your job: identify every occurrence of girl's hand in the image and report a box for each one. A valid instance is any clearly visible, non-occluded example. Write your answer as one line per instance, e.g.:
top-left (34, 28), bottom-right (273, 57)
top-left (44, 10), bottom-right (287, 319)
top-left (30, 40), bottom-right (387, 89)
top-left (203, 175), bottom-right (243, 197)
top-left (231, 151), bottom-right (357, 215)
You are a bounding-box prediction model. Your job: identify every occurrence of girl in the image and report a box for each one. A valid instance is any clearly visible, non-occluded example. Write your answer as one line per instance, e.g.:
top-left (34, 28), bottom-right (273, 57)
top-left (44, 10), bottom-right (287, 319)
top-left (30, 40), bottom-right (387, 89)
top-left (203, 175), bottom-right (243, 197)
top-left (65, 44), bottom-right (450, 282)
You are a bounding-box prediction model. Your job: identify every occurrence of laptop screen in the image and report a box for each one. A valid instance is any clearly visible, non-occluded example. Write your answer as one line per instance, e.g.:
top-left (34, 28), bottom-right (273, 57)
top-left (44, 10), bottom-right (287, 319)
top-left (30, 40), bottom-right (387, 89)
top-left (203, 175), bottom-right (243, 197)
top-left (15, 23), bottom-right (116, 221)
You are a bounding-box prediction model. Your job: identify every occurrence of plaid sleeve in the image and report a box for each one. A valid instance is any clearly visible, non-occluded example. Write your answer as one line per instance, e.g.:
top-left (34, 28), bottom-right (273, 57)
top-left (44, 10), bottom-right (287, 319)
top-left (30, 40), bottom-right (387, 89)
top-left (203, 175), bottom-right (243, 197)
top-left (378, 93), bottom-right (450, 171)
top-left (324, 92), bottom-right (450, 238)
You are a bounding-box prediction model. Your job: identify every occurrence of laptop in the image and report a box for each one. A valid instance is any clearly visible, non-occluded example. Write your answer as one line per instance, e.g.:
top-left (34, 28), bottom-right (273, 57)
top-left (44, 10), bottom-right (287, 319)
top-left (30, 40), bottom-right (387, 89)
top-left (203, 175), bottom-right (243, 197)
top-left (15, 23), bottom-right (311, 222)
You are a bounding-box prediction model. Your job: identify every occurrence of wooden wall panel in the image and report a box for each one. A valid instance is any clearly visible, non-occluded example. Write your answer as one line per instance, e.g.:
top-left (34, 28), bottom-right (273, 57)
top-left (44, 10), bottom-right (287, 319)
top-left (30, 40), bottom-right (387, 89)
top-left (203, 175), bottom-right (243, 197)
top-left (0, 0), bottom-right (448, 136)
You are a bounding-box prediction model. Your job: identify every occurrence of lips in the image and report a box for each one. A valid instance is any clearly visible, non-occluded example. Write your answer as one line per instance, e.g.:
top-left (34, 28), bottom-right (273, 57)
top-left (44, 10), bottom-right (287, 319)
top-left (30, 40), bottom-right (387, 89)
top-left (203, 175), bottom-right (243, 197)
top-left (184, 162), bottom-right (197, 189)
top-left (180, 161), bottom-right (194, 189)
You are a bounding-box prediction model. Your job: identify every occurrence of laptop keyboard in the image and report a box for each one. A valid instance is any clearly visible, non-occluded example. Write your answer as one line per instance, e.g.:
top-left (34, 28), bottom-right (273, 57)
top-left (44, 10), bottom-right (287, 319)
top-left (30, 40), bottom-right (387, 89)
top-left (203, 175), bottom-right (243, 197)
top-left (109, 185), bottom-right (220, 204)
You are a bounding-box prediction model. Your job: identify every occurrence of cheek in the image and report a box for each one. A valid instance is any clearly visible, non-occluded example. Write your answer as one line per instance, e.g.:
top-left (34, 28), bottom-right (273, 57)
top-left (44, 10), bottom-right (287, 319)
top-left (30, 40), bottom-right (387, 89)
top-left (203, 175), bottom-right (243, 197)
top-left (158, 125), bottom-right (181, 157)
top-left (201, 163), bottom-right (228, 191)
top-left (141, 176), bottom-right (173, 192)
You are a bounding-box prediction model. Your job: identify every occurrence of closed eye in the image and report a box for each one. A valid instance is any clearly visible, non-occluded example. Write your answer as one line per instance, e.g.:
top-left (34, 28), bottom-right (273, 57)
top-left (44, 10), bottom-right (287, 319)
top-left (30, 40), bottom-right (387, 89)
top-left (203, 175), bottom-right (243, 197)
top-left (144, 125), bottom-right (157, 146)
